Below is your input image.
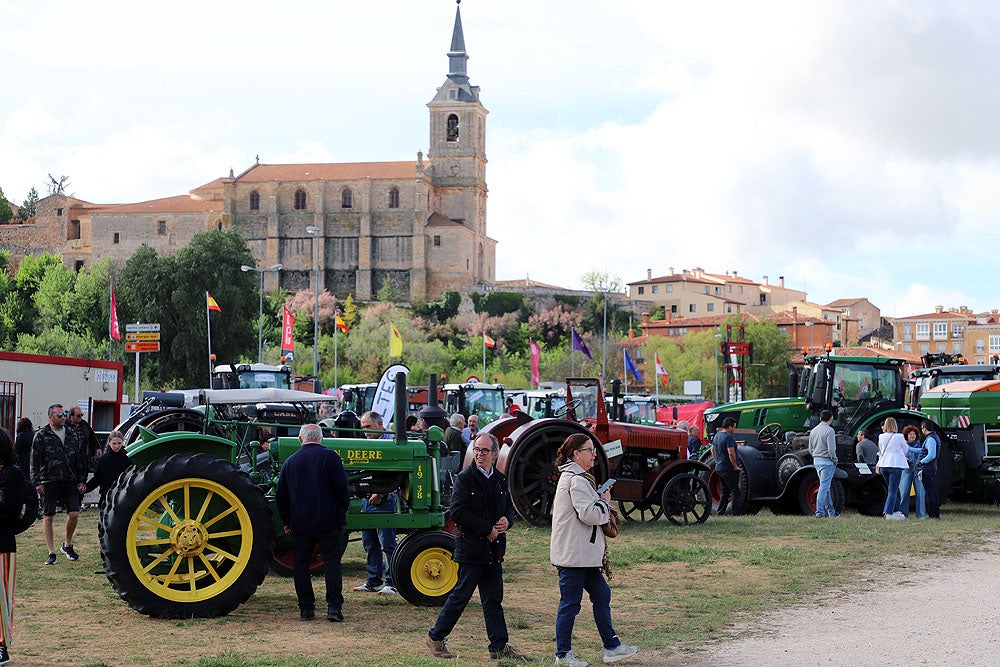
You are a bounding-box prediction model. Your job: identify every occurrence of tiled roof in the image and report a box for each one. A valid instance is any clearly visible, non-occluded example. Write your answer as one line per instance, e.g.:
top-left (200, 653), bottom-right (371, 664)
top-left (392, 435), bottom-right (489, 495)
top-left (426, 212), bottom-right (465, 228)
top-left (769, 312), bottom-right (830, 325)
top-left (825, 298), bottom-right (865, 308)
top-left (91, 195), bottom-right (221, 214)
top-left (641, 314), bottom-right (761, 329)
top-left (236, 162), bottom-right (418, 183)
top-left (628, 273), bottom-right (716, 286)
top-left (704, 272), bottom-right (757, 285)
top-left (894, 311), bottom-right (971, 321)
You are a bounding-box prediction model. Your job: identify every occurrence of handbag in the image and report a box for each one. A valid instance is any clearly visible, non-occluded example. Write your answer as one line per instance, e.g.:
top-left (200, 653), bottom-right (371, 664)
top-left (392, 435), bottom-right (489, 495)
top-left (601, 505), bottom-right (622, 538)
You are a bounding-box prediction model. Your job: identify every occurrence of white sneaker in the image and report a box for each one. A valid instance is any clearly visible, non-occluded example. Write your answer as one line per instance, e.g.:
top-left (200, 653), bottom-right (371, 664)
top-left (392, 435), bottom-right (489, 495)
top-left (378, 585), bottom-right (398, 596)
top-left (555, 650), bottom-right (589, 667)
top-left (885, 512), bottom-right (905, 521)
top-left (603, 643), bottom-right (638, 663)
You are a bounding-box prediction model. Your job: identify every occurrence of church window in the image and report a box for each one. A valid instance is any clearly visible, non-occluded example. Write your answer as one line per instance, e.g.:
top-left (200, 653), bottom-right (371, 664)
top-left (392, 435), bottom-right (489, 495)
top-left (447, 114), bottom-right (459, 142)
top-left (294, 189), bottom-right (307, 210)
top-left (249, 190), bottom-right (260, 210)
top-left (158, 220), bottom-right (167, 235)
top-left (389, 187), bottom-right (399, 209)
top-left (341, 188), bottom-right (353, 209)
top-left (433, 235), bottom-right (441, 247)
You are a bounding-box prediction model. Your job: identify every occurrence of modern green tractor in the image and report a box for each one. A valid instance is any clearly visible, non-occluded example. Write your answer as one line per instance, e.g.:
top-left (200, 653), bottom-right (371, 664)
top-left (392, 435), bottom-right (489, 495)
top-left (99, 374), bottom-right (456, 618)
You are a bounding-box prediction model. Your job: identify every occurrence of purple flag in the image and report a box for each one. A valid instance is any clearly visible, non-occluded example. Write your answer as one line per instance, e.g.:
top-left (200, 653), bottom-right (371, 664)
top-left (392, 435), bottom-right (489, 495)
top-left (572, 328), bottom-right (592, 360)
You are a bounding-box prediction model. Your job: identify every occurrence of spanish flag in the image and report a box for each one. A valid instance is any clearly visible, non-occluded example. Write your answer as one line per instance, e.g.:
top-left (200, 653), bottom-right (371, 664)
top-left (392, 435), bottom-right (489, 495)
top-left (389, 323), bottom-right (403, 356)
top-left (207, 293), bottom-right (222, 313)
top-left (484, 333), bottom-right (496, 349)
top-left (336, 314), bottom-right (349, 334)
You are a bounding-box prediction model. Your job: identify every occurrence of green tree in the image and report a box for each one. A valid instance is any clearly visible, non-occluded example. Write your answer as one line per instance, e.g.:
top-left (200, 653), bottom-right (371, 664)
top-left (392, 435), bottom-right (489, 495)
top-left (376, 275), bottom-right (400, 302)
top-left (18, 187), bottom-right (39, 221)
top-left (341, 294), bottom-right (358, 330)
top-left (0, 188), bottom-right (12, 224)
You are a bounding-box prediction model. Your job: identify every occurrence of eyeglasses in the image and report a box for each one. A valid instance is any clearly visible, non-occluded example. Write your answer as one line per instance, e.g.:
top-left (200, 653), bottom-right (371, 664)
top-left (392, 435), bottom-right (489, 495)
top-left (576, 447), bottom-right (595, 454)
top-left (472, 447), bottom-right (494, 455)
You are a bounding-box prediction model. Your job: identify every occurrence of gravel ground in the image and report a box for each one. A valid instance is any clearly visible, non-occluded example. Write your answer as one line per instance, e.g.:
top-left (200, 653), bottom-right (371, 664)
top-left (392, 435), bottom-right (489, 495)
top-left (672, 538), bottom-right (1000, 666)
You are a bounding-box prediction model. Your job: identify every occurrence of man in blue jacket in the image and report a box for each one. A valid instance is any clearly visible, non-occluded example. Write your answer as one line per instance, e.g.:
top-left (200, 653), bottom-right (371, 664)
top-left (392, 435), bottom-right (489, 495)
top-left (426, 434), bottom-right (527, 661)
top-left (919, 420), bottom-right (940, 519)
top-left (277, 423), bottom-right (350, 621)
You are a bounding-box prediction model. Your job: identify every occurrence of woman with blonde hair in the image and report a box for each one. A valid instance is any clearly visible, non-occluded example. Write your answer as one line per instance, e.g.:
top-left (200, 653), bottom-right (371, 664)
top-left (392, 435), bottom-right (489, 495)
top-left (877, 417), bottom-right (909, 519)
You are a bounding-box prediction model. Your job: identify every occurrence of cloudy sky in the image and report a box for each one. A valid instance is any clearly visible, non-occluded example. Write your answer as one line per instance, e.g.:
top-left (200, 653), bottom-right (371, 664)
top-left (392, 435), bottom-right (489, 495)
top-left (3, 1), bottom-right (999, 317)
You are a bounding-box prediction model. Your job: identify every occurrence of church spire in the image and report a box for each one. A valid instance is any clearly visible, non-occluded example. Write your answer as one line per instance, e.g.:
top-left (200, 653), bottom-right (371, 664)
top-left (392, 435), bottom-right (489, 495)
top-left (447, 0), bottom-right (469, 86)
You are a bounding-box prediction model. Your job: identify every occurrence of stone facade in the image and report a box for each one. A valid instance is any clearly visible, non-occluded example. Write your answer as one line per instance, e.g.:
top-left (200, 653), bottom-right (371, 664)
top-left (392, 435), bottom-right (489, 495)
top-left (0, 5), bottom-right (495, 303)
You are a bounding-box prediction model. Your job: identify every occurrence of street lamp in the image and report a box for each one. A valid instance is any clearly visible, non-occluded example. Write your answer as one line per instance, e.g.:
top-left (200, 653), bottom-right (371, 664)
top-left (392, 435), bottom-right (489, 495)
top-left (804, 321), bottom-right (814, 350)
top-left (306, 226), bottom-right (321, 390)
top-left (241, 263), bottom-right (282, 363)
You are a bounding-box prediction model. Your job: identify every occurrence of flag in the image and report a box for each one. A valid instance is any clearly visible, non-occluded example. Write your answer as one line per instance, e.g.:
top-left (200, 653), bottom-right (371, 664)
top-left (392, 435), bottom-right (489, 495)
top-left (281, 306), bottom-right (295, 354)
top-left (109, 277), bottom-right (121, 341)
top-left (655, 352), bottom-right (669, 383)
top-left (484, 333), bottom-right (496, 349)
top-left (571, 328), bottom-right (592, 359)
top-left (624, 350), bottom-right (642, 382)
top-left (335, 314), bottom-right (349, 334)
top-left (529, 339), bottom-right (541, 387)
top-left (389, 322), bottom-right (403, 356)
top-left (207, 293), bottom-right (222, 313)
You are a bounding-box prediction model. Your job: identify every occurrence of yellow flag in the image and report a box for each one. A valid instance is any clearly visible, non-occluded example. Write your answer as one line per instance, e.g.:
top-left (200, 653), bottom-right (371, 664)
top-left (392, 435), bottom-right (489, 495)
top-left (389, 323), bottom-right (403, 356)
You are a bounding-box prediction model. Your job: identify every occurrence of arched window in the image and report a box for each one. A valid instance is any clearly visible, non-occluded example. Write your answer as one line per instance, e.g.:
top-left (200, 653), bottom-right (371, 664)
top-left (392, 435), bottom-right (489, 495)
top-left (249, 190), bottom-right (260, 211)
top-left (446, 114), bottom-right (459, 142)
top-left (341, 188), bottom-right (353, 209)
top-left (294, 188), bottom-right (307, 210)
top-left (388, 187), bottom-right (399, 209)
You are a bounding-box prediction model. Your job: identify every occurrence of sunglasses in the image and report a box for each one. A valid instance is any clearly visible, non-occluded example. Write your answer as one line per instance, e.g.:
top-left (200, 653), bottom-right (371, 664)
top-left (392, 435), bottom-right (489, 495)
top-left (55, 412), bottom-right (68, 418)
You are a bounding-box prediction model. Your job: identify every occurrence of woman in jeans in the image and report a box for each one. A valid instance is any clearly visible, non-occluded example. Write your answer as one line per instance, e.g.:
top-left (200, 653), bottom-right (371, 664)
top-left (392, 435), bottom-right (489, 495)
top-left (897, 426), bottom-right (925, 519)
top-left (550, 434), bottom-right (638, 667)
top-left (877, 417), bottom-right (909, 519)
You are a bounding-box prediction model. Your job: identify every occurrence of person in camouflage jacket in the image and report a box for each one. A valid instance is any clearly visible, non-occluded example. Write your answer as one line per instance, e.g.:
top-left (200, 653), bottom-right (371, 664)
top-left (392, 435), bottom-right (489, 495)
top-left (30, 404), bottom-right (87, 565)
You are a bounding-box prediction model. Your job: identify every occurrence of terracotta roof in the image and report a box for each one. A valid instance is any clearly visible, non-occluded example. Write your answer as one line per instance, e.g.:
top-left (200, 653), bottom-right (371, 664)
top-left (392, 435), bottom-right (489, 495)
top-left (641, 314), bottom-right (761, 329)
top-left (703, 272), bottom-right (757, 285)
top-left (426, 212), bottom-right (467, 228)
top-left (894, 311), bottom-right (972, 321)
top-left (91, 195), bottom-right (221, 214)
top-left (768, 312), bottom-right (830, 325)
top-left (628, 273), bottom-right (716, 286)
top-left (236, 162), bottom-right (417, 183)
top-left (825, 298), bottom-right (866, 308)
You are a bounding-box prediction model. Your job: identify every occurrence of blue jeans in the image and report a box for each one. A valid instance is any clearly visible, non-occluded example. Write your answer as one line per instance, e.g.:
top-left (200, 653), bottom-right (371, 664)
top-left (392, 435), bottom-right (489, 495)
top-left (898, 465), bottom-right (925, 518)
top-left (360, 494), bottom-right (398, 587)
top-left (814, 460), bottom-right (837, 517)
top-left (429, 562), bottom-right (509, 653)
top-left (555, 566), bottom-right (621, 657)
top-left (881, 467), bottom-right (905, 515)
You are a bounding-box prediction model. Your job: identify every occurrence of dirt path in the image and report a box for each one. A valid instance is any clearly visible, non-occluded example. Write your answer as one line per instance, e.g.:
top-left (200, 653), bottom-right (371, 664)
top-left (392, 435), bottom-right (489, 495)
top-left (670, 538), bottom-right (1000, 666)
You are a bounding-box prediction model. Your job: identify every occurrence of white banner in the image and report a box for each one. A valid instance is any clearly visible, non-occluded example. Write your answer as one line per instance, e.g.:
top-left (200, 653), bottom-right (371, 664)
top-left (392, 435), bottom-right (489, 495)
top-left (371, 363), bottom-right (410, 427)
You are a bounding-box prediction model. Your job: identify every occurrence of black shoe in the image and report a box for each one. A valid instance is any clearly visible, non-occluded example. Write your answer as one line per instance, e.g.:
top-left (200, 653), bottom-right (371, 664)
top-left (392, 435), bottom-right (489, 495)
top-left (0, 642), bottom-right (9, 665)
top-left (300, 609), bottom-right (315, 621)
top-left (327, 607), bottom-right (344, 622)
top-left (44, 553), bottom-right (57, 566)
top-left (61, 543), bottom-right (79, 561)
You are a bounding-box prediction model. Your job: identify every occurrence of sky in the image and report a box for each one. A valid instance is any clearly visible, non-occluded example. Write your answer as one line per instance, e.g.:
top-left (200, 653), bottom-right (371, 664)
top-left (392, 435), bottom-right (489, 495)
top-left (3, 0), bottom-right (1000, 318)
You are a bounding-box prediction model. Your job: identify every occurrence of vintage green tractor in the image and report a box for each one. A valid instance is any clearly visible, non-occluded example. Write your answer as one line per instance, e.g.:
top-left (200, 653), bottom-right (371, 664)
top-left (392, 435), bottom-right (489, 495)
top-left (99, 374), bottom-right (457, 618)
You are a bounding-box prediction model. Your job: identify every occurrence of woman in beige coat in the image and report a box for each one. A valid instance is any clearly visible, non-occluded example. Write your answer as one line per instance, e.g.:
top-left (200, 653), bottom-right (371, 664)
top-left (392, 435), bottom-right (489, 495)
top-left (550, 434), bottom-right (638, 666)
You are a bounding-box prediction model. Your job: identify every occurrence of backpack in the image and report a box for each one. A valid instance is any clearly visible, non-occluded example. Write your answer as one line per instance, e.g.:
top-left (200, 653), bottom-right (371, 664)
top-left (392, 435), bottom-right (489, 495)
top-left (14, 479), bottom-right (38, 534)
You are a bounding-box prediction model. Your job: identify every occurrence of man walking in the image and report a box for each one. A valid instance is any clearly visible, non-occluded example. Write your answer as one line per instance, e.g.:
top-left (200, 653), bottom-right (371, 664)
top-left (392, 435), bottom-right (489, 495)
top-left (351, 411), bottom-right (398, 596)
top-left (919, 420), bottom-right (941, 519)
top-left (809, 410), bottom-right (838, 517)
top-left (30, 404), bottom-right (87, 565)
top-left (426, 434), bottom-right (527, 661)
top-left (712, 418), bottom-right (742, 516)
top-left (276, 423), bottom-right (350, 621)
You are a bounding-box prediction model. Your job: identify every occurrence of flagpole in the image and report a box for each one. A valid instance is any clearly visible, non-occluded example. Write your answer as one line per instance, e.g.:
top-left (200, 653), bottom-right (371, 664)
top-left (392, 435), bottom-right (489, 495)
top-left (206, 291), bottom-right (213, 386)
top-left (108, 275), bottom-right (114, 362)
top-left (623, 349), bottom-right (628, 394)
top-left (482, 334), bottom-right (486, 381)
top-left (571, 328), bottom-right (576, 376)
top-left (334, 319), bottom-right (339, 390)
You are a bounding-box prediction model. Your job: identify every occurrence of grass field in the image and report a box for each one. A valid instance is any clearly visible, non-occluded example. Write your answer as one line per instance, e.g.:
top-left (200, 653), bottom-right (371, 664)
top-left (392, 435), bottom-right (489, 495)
top-left (13, 504), bottom-right (998, 666)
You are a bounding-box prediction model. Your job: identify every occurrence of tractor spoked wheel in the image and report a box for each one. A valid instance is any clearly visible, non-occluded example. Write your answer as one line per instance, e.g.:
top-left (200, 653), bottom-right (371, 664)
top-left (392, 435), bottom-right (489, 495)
top-left (661, 473), bottom-right (711, 526)
top-left (100, 453), bottom-right (274, 618)
top-left (507, 428), bottom-right (576, 526)
top-left (617, 500), bottom-right (663, 523)
top-left (389, 530), bottom-right (457, 606)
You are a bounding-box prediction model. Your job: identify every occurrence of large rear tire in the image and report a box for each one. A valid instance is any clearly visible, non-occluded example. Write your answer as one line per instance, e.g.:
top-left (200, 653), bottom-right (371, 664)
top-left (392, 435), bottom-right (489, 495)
top-left (99, 453), bottom-right (274, 618)
top-left (797, 475), bottom-right (846, 516)
top-left (389, 530), bottom-right (457, 606)
top-left (661, 473), bottom-right (711, 525)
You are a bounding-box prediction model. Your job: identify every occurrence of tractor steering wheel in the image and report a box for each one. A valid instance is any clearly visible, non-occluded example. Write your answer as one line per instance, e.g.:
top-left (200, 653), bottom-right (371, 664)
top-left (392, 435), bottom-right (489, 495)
top-left (554, 399), bottom-right (582, 418)
top-left (757, 422), bottom-right (783, 445)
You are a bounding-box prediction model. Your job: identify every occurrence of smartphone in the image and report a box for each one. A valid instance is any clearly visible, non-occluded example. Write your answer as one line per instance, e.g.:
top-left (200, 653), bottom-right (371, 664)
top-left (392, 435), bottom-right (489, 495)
top-left (596, 478), bottom-right (616, 494)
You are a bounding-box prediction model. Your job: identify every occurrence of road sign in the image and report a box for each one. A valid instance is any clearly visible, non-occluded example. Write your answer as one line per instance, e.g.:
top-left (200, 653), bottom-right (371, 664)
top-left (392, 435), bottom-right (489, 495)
top-left (125, 323), bottom-right (160, 333)
top-left (126, 341), bottom-right (160, 353)
top-left (125, 332), bottom-right (160, 342)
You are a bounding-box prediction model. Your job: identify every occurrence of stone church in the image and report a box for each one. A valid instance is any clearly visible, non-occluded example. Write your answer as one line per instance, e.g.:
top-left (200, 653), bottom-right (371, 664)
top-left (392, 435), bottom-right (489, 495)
top-left (0, 4), bottom-right (495, 302)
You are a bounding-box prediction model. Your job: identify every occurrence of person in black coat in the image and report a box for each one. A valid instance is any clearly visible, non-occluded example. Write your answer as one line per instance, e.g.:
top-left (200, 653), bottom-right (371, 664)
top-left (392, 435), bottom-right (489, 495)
top-left (0, 427), bottom-right (25, 664)
top-left (13, 418), bottom-right (33, 472)
top-left (85, 430), bottom-right (130, 508)
top-left (426, 433), bottom-right (527, 662)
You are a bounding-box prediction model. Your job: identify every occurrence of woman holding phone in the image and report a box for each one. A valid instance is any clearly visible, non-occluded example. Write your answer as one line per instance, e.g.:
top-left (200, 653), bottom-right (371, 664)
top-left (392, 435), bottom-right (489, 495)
top-left (549, 433), bottom-right (638, 666)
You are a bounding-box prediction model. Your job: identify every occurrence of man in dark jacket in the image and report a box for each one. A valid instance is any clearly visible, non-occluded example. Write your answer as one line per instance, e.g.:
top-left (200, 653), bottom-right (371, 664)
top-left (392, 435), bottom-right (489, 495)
top-left (426, 434), bottom-right (527, 661)
top-left (67, 406), bottom-right (101, 461)
top-left (276, 423), bottom-right (350, 622)
top-left (30, 404), bottom-right (87, 565)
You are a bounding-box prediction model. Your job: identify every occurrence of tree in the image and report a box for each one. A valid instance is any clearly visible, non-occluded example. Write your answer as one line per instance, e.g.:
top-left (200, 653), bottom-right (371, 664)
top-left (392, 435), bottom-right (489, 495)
top-left (18, 187), bottom-right (39, 221)
top-left (47, 174), bottom-right (71, 196)
top-left (580, 268), bottom-right (623, 294)
top-left (376, 275), bottom-right (400, 302)
top-left (0, 188), bottom-right (13, 225)
top-left (341, 294), bottom-right (358, 330)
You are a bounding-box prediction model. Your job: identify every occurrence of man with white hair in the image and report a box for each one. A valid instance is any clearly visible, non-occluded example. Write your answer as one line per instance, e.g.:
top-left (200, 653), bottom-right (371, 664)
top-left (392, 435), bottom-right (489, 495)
top-left (276, 423), bottom-right (350, 621)
top-left (444, 413), bottom-right (467, 453)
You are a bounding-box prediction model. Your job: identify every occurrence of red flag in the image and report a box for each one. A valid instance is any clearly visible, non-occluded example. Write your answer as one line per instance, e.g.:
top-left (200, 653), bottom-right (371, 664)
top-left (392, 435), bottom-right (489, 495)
top-left (484, 333), bottom-right (495, 349)
top-left (335, 313), bottom-right (349, 334)
top-left (529, 339), bottom-right (541, 387)
top-left (281, 306), bottom-right (295, 354)
top-left (109, 277), bottom-right (121, 341)
top-left (207, 293), bottom-right (222, 313)
top-left (655, 352), bottom-right (669, 384)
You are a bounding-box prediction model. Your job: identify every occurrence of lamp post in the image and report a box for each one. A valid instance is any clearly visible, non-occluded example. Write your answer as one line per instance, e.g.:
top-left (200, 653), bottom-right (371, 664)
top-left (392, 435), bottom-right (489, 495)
top-left (714, 333), bottom-right (722, 404)
top-left (804, 321), bottom-right (814, 350)
top-left (306, 226), bottom-right (321, 390)
top-left (241, 263), bottom-right (282, 363)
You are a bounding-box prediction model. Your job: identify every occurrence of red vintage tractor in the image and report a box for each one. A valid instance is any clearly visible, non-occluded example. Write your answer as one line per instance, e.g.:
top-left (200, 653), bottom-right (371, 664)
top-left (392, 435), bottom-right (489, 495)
top-left (477, 378), bottom-right (711, 526)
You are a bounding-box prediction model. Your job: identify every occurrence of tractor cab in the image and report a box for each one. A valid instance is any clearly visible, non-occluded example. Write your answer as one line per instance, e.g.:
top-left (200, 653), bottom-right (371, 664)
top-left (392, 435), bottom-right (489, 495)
top-left (804, 356), bottom-right (906, 434)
